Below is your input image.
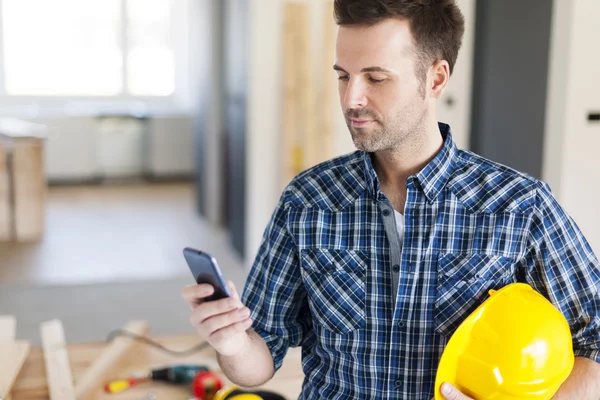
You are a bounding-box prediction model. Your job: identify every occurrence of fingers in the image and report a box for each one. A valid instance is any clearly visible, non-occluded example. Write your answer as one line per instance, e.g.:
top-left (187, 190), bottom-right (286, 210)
top-left (208, 317), bottom-right (253, 342)
top-left (181, 284), bottom-right (215, 308)
top-left (440, 383), bottom-right (474, 400)
top-left (189, 297), bottom-right (253, 340)
top-left (190, 296), bottom-right (243, 325)
top-left (184, 280), bottom-right (252, 348)
top-left (201, 306), bottom-right (252, 336)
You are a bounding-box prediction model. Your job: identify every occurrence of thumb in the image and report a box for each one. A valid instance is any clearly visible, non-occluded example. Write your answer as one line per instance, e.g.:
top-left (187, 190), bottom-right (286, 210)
top-left (440, 383), bottom-right (473, 400)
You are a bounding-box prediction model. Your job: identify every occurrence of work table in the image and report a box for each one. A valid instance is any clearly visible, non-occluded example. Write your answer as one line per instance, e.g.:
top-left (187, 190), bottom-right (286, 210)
top-left (11, 334), bottom-right (303, 400)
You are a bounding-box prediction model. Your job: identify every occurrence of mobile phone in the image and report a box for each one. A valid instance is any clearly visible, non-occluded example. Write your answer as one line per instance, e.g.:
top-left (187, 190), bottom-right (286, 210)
top-left (183, 247), bottom-right (232, 302)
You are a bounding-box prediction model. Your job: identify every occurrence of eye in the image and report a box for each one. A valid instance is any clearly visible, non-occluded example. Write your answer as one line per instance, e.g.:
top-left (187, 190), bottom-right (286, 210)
top-left (369, 77), bottom-right (386, 84)
top-left (337, 75), bottom-right (349, 81)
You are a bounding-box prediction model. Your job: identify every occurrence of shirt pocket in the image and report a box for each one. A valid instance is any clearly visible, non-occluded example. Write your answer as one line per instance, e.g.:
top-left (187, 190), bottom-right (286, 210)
top-left (300, 248), bottom-right (367, 334)
top-left (434, 253), bottom-right (515, 339)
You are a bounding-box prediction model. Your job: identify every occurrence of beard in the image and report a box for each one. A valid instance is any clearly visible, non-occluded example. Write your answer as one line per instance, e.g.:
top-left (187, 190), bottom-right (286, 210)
top-left (345, 104), bottom-right (427, 153)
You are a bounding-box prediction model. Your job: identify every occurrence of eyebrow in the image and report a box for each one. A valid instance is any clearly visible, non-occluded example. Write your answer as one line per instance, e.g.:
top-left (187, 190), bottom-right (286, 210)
top-left (333, 64), bottom-right (394, 73)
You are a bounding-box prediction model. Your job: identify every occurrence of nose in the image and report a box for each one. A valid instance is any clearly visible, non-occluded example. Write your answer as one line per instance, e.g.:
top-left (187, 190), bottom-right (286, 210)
top-left (342, 78), bottom-right (368, 109)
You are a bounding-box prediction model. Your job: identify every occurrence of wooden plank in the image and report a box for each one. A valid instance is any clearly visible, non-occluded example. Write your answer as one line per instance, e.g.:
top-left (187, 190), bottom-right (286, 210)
top-left (296, 2), bottom-right (317, 172)
top-left (74, 320), bottom-right (149, 400)
top-left (0, 315), bottom-right (17, 400)
top-left (0, 342), bottom-right (31, 400)
top-left (320, 0), bottom-right (336, 163)
top-left (11, 335), bottom-right (303, 400)
top-left (282, 1), bottom-right (322, 189)
top-left (282, 1), bottom-right (302, 189)
top-left (40, 320), bottom-right (75, 400)
top-left (12, 140), bottom-right (45, 242)
top-left (0, 142), bottom-right (10, 241)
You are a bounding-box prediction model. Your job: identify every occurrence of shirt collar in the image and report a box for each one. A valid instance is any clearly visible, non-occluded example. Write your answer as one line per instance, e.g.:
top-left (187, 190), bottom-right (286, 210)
top-left (362, 122), bottom-right (457, 203)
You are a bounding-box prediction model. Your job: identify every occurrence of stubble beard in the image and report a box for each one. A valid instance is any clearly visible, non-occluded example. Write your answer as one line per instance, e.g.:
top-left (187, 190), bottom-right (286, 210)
top-left (346, 105), bottom-right (428, 153)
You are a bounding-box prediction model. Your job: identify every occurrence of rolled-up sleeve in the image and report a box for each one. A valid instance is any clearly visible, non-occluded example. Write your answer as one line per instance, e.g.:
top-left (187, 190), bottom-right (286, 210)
top-left (241, 190), bottom-right (311, 372)
top-left (525, 182), bottom-right (600, 363)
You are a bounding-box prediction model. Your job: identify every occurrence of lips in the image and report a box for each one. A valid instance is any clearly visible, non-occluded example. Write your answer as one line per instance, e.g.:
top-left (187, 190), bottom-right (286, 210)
top-left (350, 119), bottom-right (374, 126)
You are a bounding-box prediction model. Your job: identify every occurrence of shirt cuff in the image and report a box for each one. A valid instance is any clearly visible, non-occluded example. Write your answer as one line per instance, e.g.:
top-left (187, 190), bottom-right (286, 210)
top-left (573, 348), bottom-right (600, 364)
top-left (252, 327), bottom-right (290, 372)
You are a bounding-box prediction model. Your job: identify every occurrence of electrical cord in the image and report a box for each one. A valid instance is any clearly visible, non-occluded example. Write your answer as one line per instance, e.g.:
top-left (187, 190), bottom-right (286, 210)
top-left (106, 329), bottom-right (211, 357)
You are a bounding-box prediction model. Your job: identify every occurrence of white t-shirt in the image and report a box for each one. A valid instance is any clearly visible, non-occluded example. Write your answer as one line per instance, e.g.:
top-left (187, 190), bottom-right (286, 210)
top-left (394, 210), bottom-right (405, 250)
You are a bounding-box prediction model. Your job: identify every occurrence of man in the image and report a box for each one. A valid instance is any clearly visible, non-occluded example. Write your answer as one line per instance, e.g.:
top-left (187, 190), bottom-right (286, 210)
top-left (183, 0), bottom-right (600, 398)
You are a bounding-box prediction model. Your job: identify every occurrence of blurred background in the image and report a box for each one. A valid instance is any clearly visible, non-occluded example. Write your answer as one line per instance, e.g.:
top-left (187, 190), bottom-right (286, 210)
top-left (0, 0), bottom-right (598, 345)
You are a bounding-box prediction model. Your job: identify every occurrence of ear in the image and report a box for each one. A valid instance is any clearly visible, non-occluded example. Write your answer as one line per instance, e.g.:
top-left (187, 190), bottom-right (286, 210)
top-left (429, 60), bottom-right (450, 99)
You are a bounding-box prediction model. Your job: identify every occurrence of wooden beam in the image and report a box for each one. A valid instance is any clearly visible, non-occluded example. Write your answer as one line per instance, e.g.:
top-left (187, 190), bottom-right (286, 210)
top-left (0, 342), bottom-right (30, 400)
top-left (282, 1), bottom-right (331, 188)
top-left (40, 320), bottom-right (75, 400)
top-left (320, 0), bottom-right (336, 164)
top-left (0, 316), bottom-right (17, 400)
top-left (74, 320), bottom-right (149, 400)
top-left (295, 2), bottom-right (317, 172)
top-left (282, 1), bottom-right (302, 189)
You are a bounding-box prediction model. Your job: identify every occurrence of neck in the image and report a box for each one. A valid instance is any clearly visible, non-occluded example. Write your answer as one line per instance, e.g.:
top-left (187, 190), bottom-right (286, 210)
top-left (373, 119), bottom-right (444, 188)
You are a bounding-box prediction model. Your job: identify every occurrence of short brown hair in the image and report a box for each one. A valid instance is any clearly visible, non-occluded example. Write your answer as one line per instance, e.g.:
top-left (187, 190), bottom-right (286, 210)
top-left (334, 0), bottom-right (465, 84)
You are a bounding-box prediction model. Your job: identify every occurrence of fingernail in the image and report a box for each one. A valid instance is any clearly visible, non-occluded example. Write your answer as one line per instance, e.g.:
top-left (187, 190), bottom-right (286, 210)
top-left (442, 383), bottom-right (452, 395)
top-left (238, 308), bottom-right (249, 317)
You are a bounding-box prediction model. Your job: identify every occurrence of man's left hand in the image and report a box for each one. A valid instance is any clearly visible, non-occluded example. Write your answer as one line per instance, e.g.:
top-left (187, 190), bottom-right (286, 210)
top-left (439, 383), bottom-right (475, 400)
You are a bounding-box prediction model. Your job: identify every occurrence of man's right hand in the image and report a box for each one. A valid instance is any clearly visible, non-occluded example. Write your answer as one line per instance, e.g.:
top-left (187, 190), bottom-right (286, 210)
top-left (182, 280), bottom-right (253, 356)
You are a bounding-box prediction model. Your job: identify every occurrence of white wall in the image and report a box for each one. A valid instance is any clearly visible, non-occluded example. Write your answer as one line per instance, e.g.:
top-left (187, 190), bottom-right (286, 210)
top-left (544, 0), bottom-right (600, 252)
top-left (543, 0), bottom-right (572, 196)
top-left (246, 0), bottom-right (283, 267)
top-left (437, 0), bottom-right (475, 150)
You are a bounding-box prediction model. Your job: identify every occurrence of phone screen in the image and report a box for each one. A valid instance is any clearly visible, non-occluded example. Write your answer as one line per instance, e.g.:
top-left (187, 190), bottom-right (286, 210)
top-left (183, 248), bottom-right (232, 301)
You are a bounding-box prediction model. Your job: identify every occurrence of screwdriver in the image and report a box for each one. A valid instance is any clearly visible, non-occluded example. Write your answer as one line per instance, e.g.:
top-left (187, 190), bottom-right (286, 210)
top-left (105, 365), bottom-right (210, 393)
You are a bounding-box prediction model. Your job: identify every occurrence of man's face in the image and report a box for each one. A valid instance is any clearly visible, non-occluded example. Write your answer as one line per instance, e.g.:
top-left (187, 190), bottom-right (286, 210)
top-left (335, 19), bottom-right (430, 152)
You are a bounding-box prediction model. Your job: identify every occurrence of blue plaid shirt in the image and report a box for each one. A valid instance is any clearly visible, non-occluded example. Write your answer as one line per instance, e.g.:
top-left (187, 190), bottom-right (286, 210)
top-left (242, 123), bottom-right (600, 399)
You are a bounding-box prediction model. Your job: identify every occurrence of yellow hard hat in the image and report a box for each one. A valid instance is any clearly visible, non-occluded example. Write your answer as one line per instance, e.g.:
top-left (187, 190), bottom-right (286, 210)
top-left (213, 385), bottom-right (286, 400)
top-left (435, 283), bottom-right (574, 400)
top-left (213, 386), bottom-right (262, 400)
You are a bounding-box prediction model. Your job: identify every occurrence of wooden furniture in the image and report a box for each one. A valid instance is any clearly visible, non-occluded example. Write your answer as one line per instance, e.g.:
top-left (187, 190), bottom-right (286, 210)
top-left (0, 118), bottom-right (47, 242)
top-left (1, 315), bottom-right (28, 400)
top-left (11, 334), bottom-right (304, 400)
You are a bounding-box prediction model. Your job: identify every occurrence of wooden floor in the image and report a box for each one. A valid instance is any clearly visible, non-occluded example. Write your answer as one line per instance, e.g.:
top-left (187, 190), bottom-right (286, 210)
top-left (0, 182), bottom-right (243, 286)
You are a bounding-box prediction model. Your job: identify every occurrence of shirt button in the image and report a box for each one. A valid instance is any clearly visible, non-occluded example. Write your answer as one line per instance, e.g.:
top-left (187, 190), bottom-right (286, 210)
top-left (392, 264), bottom-right (400, 273)
top-left (397, 320), bottom-right (405, 328)
top-left (382, 209), bottom-right (391, 217)
top-left (395, 379), bottom-right (403, 389)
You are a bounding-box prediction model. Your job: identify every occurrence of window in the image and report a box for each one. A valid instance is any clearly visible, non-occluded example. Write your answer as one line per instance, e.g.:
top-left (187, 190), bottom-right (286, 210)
top-left (127, 0), bottom-right (175, 96)
top-left (0, 0), bottom-right (180, 97)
